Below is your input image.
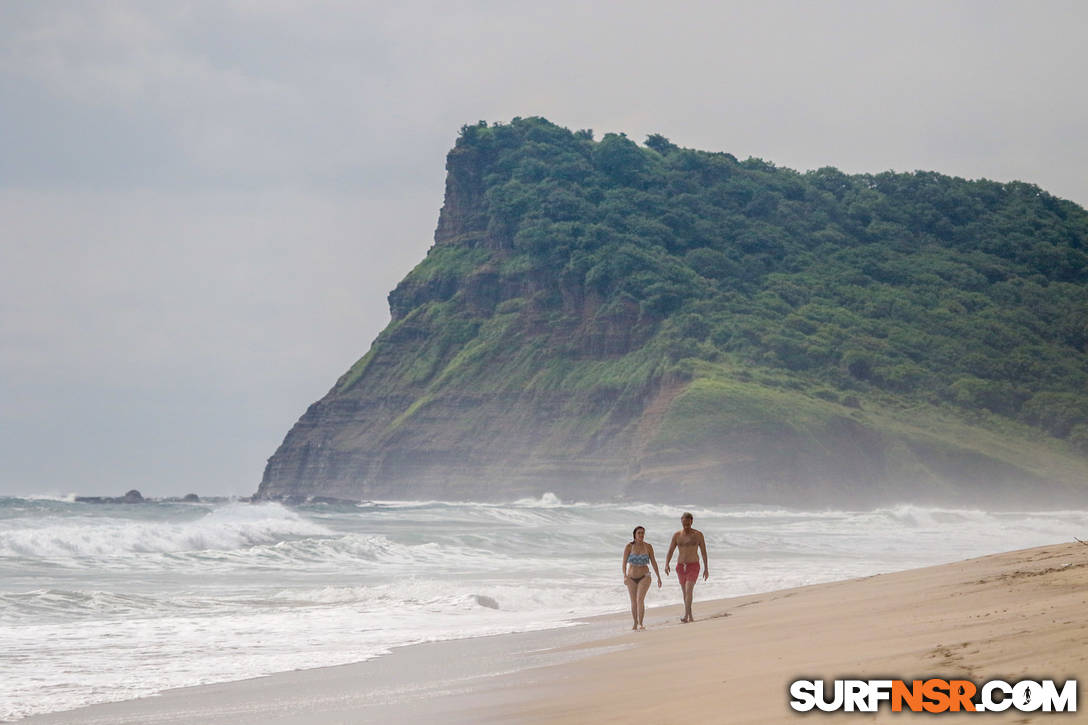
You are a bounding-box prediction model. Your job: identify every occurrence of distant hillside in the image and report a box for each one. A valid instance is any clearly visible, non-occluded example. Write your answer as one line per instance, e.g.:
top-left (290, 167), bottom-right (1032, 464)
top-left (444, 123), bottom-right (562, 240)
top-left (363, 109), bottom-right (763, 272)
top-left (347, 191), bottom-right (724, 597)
top-left (257, 117), bottom-right (1088, 507)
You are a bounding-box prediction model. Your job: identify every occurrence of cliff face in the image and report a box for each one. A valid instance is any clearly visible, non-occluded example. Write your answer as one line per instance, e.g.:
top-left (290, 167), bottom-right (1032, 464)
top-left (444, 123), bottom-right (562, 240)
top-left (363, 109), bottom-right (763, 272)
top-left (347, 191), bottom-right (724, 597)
top-left (257, 118), bottom-right (1088, 507)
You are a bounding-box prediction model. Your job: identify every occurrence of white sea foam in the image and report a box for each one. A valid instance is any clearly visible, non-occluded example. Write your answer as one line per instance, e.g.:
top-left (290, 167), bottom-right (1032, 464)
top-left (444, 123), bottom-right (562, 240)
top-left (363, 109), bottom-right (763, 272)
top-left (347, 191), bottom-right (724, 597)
top-left (19, 492), bottom-right (79, 502)
top-left (511, 491), bottom-right (568, 507)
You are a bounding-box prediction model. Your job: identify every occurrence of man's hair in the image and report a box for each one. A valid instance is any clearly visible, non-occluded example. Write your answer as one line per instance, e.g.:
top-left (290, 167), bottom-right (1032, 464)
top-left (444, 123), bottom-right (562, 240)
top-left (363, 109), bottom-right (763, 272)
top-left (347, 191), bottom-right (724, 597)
top-left (681, 512), bottom-right (693, 521)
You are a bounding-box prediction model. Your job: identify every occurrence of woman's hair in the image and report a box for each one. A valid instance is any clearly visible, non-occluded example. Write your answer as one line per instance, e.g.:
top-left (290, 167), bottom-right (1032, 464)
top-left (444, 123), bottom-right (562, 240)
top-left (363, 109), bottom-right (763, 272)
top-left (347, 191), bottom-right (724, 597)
top-left (631, 526), bottom-right (645, 544)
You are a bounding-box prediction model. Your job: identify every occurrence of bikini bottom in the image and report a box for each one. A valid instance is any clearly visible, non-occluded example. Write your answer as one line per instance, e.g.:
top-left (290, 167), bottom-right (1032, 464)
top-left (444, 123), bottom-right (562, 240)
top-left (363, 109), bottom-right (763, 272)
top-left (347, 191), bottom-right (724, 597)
top-left (628, 574), bottom-right (648, 584)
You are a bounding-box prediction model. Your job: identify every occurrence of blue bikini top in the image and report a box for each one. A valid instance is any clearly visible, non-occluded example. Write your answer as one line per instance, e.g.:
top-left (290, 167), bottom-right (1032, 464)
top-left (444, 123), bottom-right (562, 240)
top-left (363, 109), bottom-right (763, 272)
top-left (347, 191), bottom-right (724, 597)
top-left (627, 552), bottom-right (650, 566)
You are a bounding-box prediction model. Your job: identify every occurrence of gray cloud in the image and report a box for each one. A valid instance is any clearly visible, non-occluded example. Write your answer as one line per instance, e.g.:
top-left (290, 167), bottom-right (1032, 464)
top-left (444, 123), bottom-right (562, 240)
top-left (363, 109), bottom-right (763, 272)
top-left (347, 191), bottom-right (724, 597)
top-left (5, 2), bottom-right (1086, 199)
top-left (2, 0), bottom-right (1086, 495)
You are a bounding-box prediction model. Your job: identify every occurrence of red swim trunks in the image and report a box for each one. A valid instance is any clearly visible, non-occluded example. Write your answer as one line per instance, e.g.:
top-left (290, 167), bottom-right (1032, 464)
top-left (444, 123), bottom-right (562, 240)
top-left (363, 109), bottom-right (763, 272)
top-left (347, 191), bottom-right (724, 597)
top-left (676, 562), bottom-right (700, 585)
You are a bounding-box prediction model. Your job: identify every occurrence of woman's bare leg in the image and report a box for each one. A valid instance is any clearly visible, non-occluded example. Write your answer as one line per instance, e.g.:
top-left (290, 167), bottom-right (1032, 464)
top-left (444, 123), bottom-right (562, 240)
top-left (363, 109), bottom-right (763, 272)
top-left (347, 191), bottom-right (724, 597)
top-left (636, 575), bottom-right (652, 628)
top-left (625, 577), bottom-right (639, 629)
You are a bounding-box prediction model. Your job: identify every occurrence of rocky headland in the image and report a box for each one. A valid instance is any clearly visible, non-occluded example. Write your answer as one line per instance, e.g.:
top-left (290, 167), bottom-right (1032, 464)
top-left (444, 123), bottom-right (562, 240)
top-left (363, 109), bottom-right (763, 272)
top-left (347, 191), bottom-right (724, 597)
top-left (257, 118), bottom-right (1088, 507)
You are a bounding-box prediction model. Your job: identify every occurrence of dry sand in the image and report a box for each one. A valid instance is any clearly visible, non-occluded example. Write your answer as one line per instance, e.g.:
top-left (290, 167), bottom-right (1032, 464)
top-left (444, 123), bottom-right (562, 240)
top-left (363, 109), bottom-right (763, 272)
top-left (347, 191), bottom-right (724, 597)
top-left (22, 542), bottom-right (1088, 724)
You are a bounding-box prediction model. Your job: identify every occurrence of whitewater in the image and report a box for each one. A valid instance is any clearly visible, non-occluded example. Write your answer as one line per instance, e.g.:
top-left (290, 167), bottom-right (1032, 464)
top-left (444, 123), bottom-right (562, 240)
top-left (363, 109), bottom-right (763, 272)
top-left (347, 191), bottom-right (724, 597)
top-left (2, 495), bottom-right (1086, 721)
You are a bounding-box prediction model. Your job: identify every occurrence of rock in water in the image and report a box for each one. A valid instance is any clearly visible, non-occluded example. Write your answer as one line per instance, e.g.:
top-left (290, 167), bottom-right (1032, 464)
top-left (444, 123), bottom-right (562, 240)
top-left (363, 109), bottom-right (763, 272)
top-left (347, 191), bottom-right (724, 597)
top-left (75, 489), bottom-right (148, 504)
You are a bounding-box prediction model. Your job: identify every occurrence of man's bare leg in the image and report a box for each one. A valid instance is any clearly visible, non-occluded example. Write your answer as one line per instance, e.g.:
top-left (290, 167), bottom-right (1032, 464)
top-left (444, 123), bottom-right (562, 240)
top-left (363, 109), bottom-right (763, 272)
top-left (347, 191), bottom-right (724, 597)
top-left (678, 578), bottom-right (690, 622)
top-left (683, 579), bottom-right (696, 622)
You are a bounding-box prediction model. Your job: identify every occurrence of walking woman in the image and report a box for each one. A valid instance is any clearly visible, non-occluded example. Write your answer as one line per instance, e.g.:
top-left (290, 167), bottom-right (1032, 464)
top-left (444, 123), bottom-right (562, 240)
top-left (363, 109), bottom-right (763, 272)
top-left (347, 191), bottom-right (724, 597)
top-left (622, 525), bottom-right (662, 630)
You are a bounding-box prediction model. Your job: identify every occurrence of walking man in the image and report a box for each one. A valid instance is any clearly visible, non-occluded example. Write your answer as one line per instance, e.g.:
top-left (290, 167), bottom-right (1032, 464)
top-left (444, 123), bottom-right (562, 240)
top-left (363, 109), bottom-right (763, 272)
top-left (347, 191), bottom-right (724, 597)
top-left (664, 512), bottom-right (709, 623)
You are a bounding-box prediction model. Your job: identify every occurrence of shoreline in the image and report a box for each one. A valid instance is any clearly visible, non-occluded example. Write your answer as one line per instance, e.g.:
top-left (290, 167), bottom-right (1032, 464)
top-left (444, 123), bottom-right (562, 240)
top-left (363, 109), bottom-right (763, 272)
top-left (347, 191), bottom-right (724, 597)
top-left (20, 541), bottom-right (1088, 724)
top-left (18, 604), bottom-right (634, 725)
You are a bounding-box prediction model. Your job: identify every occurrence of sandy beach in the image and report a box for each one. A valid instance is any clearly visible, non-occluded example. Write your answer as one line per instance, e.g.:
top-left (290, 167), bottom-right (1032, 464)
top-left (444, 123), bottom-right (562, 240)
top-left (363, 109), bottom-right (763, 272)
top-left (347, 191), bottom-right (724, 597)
top-left (22, 541), bottom-right (1087, 724)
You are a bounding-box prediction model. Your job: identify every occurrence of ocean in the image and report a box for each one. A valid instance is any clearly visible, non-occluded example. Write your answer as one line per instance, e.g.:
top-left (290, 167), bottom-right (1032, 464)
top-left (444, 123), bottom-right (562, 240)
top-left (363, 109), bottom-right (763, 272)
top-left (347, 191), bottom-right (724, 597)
top-left (1, 494), bottom-right (1086, 721)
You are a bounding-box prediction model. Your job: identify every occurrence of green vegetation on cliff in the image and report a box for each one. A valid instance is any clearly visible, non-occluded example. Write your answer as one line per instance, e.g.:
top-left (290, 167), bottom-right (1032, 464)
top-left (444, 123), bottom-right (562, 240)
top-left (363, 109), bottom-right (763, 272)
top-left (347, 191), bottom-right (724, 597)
top-left (383, 118), bottom-right (1088, 446)
top-left (260, 117), bottom-right (1088, 505)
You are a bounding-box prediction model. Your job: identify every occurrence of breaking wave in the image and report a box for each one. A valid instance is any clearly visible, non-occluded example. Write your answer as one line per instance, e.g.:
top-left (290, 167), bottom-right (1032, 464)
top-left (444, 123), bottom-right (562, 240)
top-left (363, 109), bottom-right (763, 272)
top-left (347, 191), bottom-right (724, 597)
top-left (0, 503), bottom-right (330, 558)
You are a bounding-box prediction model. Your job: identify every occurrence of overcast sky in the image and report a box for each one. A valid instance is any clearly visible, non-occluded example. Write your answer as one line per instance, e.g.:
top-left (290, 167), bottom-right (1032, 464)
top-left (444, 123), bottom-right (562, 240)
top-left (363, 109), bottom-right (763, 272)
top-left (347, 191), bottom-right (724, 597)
top-left (2, 1), bottom-right (1086, 497)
